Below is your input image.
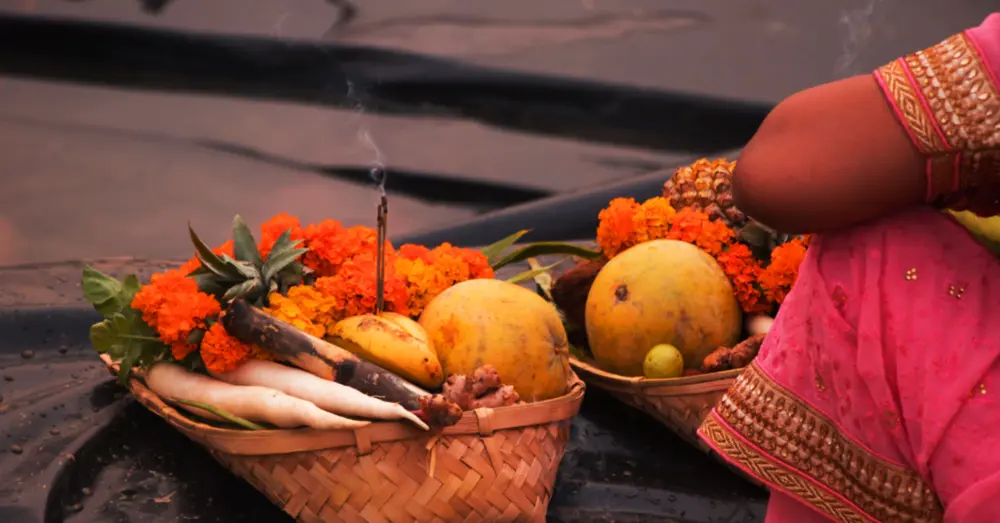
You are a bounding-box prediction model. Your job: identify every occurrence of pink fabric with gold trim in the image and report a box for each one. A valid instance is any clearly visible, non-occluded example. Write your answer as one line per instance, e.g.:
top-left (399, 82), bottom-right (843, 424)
top-left (699, 14), bottom-right (1000, 523)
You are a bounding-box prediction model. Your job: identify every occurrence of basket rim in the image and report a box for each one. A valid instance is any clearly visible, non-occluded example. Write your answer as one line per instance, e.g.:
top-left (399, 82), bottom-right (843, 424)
top-left (568, 356), bottom-right (741, 395)
top-left (100, 354), bottom-right (586, 456)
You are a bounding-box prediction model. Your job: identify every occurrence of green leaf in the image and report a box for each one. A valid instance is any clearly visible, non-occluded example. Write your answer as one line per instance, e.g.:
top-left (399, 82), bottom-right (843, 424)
top-left (526, 258), bottom-right (555, 302)
top-left (267, 229), bottom-right (303, 259)
top-left (87, 302), bottom-right (167, 381)
top-left (220, 254), bottom-right (259, 280)
top-left (231, 214), bottom-right (264, 269)
top-left (222, 278), bottom-right (261, 303)
top-left (480, 229), bottom-right (531, 266)
top-left (189, 223), bottom-right (242, 280)
top-left (189, 272), bottom-right (225, 295)
top-left (171, 398), bottom-right (265, 430)
top-left (89, 321), bottom-right (115, 353)
top-left (262, 247), bottom-right (308, 283)
top-left (185, 328), bottom-right (206, 346)
top-left (122, 275), bottom-right (141, 300)
top-left (187, 264), bottom-right (212, 276)
top-left (81, 265), bottom-right (126, 317)
top-left (505, 258), bottom-right (568, 285)
top-left (117, 342), bottom-right (143, 385)
top-left (491, 242), bottom-right (602, 271)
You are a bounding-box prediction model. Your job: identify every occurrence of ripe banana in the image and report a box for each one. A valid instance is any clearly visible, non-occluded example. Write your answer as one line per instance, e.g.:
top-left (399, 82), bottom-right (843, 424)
top-left (329, 313), bottom-right (444, 389)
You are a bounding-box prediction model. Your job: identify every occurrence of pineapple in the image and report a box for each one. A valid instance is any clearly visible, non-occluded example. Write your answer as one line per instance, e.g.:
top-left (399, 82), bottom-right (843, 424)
top-left (187, 215), bottom-right (310, 307)
top-left (662, 158), bottom-right (747, 229)
top-left (663, 158), bottom-right (802, 259)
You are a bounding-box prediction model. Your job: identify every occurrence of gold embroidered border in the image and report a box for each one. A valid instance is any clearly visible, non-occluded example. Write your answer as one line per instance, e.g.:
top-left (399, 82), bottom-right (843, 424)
top-left (698, 363), bottom-right (943, 523)
top-left (904, 32), bottom-right (1000, 152)
top-left (875, 59), bottom-right (949, 154)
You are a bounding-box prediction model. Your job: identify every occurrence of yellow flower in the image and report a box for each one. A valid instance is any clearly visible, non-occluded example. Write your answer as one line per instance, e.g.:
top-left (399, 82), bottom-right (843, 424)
top-left (263, 286), bottom-right (336, 338)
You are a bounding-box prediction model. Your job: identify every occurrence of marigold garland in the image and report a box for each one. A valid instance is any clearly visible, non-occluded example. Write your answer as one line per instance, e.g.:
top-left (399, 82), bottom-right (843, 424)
top-left (595, 197), bottom-right (810, 313)
top-left (263, 285), bottom-right (332, 338)
top-left (596, 197), bottom-right (643, 258)
top-left (395, 242), bottom-right (495, 317)
top-left (313, 253), bottom-right (411, 322)
top-left (758, 237), bottom-right (809, 305)
top-left (129, 212), bottom-right (500, 374)
top-left (199, 322), bottom-right (266, 375)
top-left (130, 269), bottom-right (221, 360)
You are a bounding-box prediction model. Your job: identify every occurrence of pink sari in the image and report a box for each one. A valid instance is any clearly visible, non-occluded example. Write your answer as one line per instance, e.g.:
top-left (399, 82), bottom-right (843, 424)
top-left (698, 14), bottom-right (1000, 523)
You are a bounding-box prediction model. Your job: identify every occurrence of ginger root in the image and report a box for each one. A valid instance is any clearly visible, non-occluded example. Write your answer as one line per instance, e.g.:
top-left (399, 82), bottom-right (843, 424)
top-left (701, 347), bottom-right (733, 373)
top-left (417, 394), bottom-right (464, 429)
top-left (442, 364), bottom-right (522, 410)
top-left (730, 334), bottom-right (766, 368)
top-left (700, 334), bottom-right (766, 373)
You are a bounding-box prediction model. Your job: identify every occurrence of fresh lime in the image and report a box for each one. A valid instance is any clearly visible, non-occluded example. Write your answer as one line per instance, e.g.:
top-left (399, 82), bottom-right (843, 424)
top-left (642, 344), bottom-right (685, 379)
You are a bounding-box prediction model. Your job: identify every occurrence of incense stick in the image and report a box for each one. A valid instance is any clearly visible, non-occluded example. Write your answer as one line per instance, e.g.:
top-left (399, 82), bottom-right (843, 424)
top-left (375, 195), bottom-right (388, 314)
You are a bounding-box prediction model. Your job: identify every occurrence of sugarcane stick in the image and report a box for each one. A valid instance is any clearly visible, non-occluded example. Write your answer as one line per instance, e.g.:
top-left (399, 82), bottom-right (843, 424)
top-left (221, 299), bottom-right (429, 411)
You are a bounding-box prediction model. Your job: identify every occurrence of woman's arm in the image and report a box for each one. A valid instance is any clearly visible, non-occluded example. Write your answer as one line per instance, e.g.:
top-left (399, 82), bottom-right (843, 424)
top-left (734, 15), bottom-right (1000, 234)
top-left (732, 74), bottom-right (926, 234)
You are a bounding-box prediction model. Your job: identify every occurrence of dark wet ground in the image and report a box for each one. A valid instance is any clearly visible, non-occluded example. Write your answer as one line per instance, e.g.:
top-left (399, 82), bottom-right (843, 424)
top-left (0, 258), bottom-right (768, 523)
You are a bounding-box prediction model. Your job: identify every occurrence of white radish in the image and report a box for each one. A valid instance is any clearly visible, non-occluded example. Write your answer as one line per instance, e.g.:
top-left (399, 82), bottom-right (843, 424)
top-left (145, 362), bottom-right (370, 431)
top-left (212, 359), bottom-right (429, 431)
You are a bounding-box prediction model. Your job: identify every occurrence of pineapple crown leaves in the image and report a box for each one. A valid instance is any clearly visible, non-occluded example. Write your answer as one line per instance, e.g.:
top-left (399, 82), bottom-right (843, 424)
top-left (187, 215), bottom-right (309, 307)
top-left (479, 229), bottom-right (602, 271)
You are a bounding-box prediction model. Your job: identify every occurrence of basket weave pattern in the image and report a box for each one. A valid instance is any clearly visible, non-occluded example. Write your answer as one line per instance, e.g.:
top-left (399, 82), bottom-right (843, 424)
top-left (208, 423), bottom-right (569, 523)
top-left (569, 357), bottom-right (738, 450)
top-left (102, 355), bottom-right (582, 523)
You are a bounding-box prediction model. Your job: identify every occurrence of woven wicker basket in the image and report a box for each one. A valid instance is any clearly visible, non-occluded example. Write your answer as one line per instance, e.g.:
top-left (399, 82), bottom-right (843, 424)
top-left (568, 357), bottom-right (739, 452)
top-left (101, 355), bottom-right (585, 523)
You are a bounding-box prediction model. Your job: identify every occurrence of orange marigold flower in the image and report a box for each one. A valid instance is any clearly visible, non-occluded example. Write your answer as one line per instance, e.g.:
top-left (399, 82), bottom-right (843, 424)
top-left (297, 219), bottom-right (346, 275)
top-left (665, 207), bottom-right (708, 245)
top-left (170, 341), bottom-right (197, 361)
top-left (314, 254), bottom-right (410, 321)
top-left (395, 243), bottom-right (494, 316)
top-left (597, 197), bottom-right (643, 258)
top-left (178, 257), bottom-right (201, 276)
top-left (299, 222), bottom-right (394, 277)
top-left (716, 243), bottom-right (769, 314)
top-left (263, 285), bottom-right (337, 338)
top-left (395, 256), bottom-right (451, 316)
top-left (131, 270), bottom-right (221, 350)
top-left (759, 238), bottom-right (809, 305)
top-left (694, 217), bottom-right (737, 257)
top-left (632, 197), bottom-right (676, 243)
top-left (398, 244), bottom-right (434, 263)
top-left (432, 243), bottom-right (494, 280)
top-left (199, 322), bottom-right (256, 374)
top-left (259, 212), bottom-right (304, 259)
